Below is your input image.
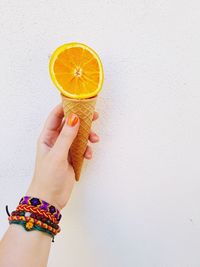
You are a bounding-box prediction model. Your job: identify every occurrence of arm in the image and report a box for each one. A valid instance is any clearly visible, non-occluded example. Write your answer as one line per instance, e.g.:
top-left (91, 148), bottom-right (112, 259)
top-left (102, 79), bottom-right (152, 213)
top-left (0, 104), bottom-right (99, 267)
top-left (0, 224), bottom-right (51, 267)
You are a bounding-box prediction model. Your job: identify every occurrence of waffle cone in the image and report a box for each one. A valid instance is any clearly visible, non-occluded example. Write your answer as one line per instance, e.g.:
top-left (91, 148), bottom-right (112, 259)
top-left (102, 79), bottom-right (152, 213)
top-left (61, 95), bottom-right (97, 181)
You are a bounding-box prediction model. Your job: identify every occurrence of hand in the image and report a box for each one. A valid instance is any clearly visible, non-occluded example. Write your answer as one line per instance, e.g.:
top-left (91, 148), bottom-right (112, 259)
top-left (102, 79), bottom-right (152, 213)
top-left (26, 104), bottom-right (99, 211)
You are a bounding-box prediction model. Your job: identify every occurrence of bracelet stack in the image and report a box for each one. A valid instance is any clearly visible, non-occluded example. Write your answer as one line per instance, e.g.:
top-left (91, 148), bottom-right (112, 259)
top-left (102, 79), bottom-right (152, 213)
top-left (6, 196), bottom-right (62, 242)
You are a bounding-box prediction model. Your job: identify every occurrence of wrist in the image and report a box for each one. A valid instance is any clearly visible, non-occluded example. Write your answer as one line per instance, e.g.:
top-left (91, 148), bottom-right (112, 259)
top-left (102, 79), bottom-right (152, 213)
top-left (7, 195), bottom-right (62, 243)
top-left (26, 184), bottom-right (62, 211)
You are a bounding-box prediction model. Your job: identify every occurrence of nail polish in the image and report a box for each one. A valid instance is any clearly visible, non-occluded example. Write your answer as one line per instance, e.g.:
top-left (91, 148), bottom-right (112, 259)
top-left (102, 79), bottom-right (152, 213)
top-left (67, 113), bottom-right (79, 127)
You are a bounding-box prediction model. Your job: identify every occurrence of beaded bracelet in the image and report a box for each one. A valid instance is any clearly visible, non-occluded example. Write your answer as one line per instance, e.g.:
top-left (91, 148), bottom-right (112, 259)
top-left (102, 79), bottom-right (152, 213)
top-left (6, 196), bottom-right (62, 242)
top-left (7, 211), bottom-right (58, 242)
top-left (11, 210), bottom-right (59, 229)
top-left (8, 215), bottom-right (60, 235)
top-left (10, 212), bottom-right (60, 231)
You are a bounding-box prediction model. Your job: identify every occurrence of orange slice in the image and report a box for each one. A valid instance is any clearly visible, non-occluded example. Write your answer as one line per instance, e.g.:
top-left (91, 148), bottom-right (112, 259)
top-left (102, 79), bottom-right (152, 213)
top-left (49, 42), bottom-right (104, 99)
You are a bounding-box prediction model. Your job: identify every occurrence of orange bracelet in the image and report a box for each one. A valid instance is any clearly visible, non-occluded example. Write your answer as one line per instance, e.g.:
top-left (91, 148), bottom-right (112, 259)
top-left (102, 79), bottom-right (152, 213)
top-left (8, 215), bottom-right (61, 235)
top-left (16, 204), bottom-right (59, 224)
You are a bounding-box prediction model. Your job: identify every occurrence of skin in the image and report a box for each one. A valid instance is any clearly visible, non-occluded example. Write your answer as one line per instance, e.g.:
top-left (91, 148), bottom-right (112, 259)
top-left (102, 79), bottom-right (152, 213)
top-left (0, 104), bottom-right (100, 267)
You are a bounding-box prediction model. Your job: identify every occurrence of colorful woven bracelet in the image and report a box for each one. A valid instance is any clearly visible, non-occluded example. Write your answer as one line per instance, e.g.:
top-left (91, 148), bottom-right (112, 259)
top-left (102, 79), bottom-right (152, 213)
top-left (6, 196), bottom-right (62, 242)
top-left (11, 211), bottom-right (60, 230)
top-left (9, 220), bottom-right (55, 241)
top-left (19, 196), bottom-right (62, 222)
top-left (8, 215), bottom-right (60, 235)
top-left (16, 204), bottom-right (59, 224)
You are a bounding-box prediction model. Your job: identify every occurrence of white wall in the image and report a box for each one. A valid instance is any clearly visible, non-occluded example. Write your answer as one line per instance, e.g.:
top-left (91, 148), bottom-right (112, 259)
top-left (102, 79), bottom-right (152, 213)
top-left (1, 1), bottom-right (200, 266)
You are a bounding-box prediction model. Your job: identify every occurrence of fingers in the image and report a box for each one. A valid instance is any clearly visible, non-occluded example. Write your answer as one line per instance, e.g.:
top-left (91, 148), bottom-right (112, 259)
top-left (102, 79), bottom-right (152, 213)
top-left (39, 104), bottom-right (64, 145)
top-left (39, 106), bottom-right (99, 161)
top-left (90, 111), bottom-right (99, 142)
top-left (43, 104), bottom-right (63, 131)
top-left (84, 146), bottom-right (92, 160)
top-left (88, 131), bottom-right (99, 143)
top-left (84, 112), bottom-right (99, 159)
top-left (52, 113), bottom-right (80, 159)
top-left (92, 111), bottom-right (99, 121)
top-left (84, 132), bottom-right (99, 160)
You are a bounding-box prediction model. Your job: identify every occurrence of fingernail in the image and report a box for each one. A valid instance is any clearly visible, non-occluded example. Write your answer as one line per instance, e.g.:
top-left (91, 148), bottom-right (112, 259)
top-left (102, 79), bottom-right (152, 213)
top-left (67, 113), bottom-right (79, 127)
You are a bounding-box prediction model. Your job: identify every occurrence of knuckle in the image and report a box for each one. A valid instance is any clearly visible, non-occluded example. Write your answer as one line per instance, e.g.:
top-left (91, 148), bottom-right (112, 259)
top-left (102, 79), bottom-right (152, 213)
top-left (60, 127), bottom-right (71, 138)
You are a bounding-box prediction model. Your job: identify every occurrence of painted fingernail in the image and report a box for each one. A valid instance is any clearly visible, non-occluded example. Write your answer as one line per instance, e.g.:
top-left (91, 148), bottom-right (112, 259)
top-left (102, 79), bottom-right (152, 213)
top-left (67, 113), bottom-right (79, 127)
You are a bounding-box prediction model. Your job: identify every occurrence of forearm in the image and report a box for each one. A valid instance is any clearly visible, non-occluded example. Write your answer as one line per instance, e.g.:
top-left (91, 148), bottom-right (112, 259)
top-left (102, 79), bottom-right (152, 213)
top-left (0, 224), bottom-right (51, 267)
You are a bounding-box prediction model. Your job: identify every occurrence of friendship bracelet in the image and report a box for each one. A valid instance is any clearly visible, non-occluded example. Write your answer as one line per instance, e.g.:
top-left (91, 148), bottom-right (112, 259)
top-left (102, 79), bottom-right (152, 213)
top-left (8, 215), bottom-right (60, 235)
top-left (9, 220), bottom-right (55, 242)
top-left (11, 211), bottom-right (60, 230)
top-left (6, 196), bottom-right (62, 243)
top-left (19, 196), bottom-right (62, 222)
top-left (16, 204), bottom-right (59, 224)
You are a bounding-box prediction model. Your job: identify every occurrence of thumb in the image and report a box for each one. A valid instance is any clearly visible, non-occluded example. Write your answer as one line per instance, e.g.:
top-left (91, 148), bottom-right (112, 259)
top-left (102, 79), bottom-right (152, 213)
top-left (52, 113), bottom-right (80, 159)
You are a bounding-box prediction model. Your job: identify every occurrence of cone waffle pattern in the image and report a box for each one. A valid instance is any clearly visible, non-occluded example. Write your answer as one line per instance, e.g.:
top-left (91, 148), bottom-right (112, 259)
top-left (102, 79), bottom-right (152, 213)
top-left (62, 95), bottom-right (97, 181)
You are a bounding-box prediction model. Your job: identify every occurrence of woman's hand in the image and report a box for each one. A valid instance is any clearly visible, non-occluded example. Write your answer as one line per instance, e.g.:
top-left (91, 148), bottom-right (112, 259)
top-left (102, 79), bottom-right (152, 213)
top-left (0, 104), bottom-right (100, 267)
top-left (26, 104), bottom-right (99, 211)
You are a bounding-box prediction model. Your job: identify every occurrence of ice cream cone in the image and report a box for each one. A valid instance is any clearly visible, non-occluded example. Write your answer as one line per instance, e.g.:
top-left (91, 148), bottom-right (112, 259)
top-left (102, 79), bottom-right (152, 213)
top-left (49, 43), bottom-right (104, 181)
top-left (61, 94), bottom-right (97, 181)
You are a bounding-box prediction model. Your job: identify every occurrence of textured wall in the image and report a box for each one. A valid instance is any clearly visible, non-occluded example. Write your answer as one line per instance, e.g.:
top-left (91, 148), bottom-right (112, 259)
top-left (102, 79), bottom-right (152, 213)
top-left (1, 1), bottom-right (200, 266)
